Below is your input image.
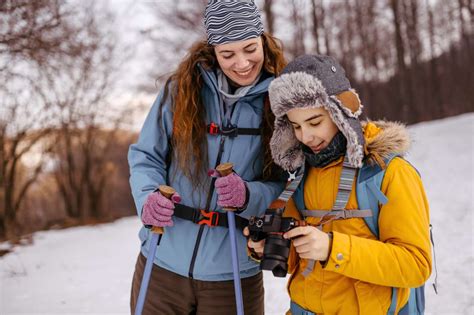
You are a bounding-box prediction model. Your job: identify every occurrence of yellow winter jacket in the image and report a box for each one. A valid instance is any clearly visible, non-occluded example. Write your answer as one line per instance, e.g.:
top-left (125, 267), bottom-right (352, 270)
top-left (284, 121), bottom-right (432, 315)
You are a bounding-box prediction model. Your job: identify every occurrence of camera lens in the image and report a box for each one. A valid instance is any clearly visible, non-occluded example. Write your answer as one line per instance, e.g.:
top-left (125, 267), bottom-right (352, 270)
top-left (260, 234), bottom-right (291, 277)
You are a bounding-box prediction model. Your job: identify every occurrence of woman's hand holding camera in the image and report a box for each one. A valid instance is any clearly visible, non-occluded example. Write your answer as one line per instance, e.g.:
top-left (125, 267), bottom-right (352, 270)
top-left (283, 226), bottom-right (331, 261)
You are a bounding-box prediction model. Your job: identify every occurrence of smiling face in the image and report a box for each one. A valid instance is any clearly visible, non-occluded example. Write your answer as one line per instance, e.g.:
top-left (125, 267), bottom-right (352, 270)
top-left (214, 37), bottom-right (264, 87)
top-left (286, 107), bottom-right (340, 153)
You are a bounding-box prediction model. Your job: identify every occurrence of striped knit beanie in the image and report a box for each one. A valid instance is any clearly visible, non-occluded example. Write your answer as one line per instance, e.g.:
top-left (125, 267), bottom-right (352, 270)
top-left (204, 0), bottom-right (264, 46)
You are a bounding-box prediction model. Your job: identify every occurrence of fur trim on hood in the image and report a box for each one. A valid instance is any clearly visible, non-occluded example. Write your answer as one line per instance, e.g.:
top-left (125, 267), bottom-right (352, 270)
top-left (362, 120), bottom-right (411, 166)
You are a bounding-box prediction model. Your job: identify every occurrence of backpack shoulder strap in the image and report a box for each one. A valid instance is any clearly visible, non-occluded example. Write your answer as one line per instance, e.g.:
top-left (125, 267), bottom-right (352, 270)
top-left (292, 167), bottom-right (308, 214)
top-left (357, 154), bottom-right (427, 315)
top-left (356, 154), bottom-right (398, 238)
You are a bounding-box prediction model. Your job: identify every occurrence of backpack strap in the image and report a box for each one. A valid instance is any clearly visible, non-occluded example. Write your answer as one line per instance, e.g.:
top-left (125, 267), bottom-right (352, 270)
top-left (357, 154), bottom-right (398, 314)
top-left (297, 156), bottom-right (373, 224)
top-left (357, 154), bottom-right (428, 315)
top-left (300, 156), bottom-right (374, 276)
top-left (299, 209), bottom-right (373, 219)
top-left (292, 170), bottom-right (307, 213)
top-left (333, 157), bottom-right (358, 210)
top-left (356, 154), bottom-right (398, 238)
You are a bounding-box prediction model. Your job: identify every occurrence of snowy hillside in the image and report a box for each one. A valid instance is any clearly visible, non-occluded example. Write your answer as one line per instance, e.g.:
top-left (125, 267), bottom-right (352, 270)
top-left (1, 113), bottom-right (473, 314)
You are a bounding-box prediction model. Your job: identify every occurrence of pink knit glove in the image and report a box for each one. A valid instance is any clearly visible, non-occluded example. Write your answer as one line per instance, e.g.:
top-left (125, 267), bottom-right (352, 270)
top-left (214, 172), bottom-right (247, 208)
top-left (142, 191), bottom-right (181, 227)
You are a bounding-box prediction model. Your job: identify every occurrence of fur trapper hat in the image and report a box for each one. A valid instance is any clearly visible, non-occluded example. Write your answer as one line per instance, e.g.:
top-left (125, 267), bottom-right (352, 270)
top-left (269, 54), bottom-right (365, 171)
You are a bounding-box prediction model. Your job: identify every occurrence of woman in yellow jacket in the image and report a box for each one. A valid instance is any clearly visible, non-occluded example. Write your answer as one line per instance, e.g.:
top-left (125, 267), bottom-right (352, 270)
top-left (247, 54), bottom-right (432, 314)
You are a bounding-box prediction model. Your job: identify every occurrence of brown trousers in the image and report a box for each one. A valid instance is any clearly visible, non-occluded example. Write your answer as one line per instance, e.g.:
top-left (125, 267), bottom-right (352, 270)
top-left (130, 253), bottom-right (264, 315)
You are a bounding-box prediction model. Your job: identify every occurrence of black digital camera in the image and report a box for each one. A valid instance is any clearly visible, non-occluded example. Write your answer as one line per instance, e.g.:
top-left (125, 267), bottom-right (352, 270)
top-left (248, 208), bottom-right (305, 277)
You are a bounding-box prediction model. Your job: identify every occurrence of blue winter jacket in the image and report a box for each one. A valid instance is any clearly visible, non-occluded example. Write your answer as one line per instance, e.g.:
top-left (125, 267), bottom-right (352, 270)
top-left (128, 66), bottom-right (285, 281)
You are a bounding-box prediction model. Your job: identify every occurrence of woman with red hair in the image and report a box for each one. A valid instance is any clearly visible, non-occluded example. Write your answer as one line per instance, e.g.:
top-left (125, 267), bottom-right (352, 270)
top-left (128, 1), bottom-right (287, 313)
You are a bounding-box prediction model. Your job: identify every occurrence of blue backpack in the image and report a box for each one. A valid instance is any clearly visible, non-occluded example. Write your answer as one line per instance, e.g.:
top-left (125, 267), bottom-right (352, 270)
top-left (293, 155), bottom-right (426, 315)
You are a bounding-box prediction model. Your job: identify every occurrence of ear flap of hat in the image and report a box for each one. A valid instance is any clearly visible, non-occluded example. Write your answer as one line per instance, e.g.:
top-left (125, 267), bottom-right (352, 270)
top-left (334, 89), bottom-right (363, 118)
top-left (270, 117), bottom-right (304, 172)
top-left (325, 96), bottom-right (365, 168)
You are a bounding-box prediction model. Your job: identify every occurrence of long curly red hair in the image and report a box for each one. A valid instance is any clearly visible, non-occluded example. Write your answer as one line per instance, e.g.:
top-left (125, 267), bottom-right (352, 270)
top-left (159, 33), bottom-right (286, 188)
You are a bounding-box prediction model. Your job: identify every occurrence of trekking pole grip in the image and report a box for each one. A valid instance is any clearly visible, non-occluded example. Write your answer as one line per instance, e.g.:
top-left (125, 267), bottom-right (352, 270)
top-left (136, 184), bottom-right (177, 315)
top-left (152, 185), bottom-right (176, 234)
top-left (216, 163), bottom-right (236, 212)
top-left (216, 162), bottom-right (245, 314)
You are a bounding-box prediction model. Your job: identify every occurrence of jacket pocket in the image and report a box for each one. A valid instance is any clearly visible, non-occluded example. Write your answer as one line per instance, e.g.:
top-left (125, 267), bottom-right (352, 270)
top-left (141, 185), bottom-right (157, 192)
top-left (354, 280), bottom-right (391, 315)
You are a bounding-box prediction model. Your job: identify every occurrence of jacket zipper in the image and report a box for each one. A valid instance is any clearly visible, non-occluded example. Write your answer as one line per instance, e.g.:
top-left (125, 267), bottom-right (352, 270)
top-left (188, 135), bottom-right (227, 278)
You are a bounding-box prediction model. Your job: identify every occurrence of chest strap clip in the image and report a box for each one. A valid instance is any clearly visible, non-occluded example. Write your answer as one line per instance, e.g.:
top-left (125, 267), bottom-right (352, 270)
top-left (198, 210), bottom-right (220, 227)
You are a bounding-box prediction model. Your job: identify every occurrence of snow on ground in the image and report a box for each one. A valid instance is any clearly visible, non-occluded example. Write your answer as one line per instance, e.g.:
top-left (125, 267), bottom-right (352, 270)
top-left (1, 113), bottom-right (473, 314)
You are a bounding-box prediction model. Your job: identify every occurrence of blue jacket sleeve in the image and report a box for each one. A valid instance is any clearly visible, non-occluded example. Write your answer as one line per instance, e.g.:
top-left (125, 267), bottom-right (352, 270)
top-left (128, 90), bottom-right (173, 216)
top-left (238, 180), bottom-right (286, 219)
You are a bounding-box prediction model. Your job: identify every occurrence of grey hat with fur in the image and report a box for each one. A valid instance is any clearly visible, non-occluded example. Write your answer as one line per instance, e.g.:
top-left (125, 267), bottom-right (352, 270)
top-left (269, 54), bottom-right (365, 171)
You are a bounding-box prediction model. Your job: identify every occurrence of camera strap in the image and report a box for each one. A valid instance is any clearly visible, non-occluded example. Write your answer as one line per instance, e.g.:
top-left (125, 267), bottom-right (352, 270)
top-left (266, 164), bottom-right (306, 210)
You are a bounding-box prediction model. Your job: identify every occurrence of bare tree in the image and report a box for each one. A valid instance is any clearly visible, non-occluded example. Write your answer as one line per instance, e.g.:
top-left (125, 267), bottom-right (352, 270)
top-left (310, 0), bottom-right (322, 54)
top-left (263, 0), bottom-right (275, 35)
top-left (0, 107), bottom-right (54, 239)
top-left (402, 0), bottom-right (422, 120)
top-left (350, 0), bottom-right (383, 85)
top-left (289, 0), bottom-right (306, 58)
top-left (0, 0), bottom-right (83, 239)
top-left (342, 0), bottom-right (355, 78)
top-left (321, 1), bottom-right (332, 55)
top-left (424, 0), bottom-right (444, 117)
top-left (140, 0), bottom-right (208, 89)
top-left (457, 0), bottom-right (473, 53)
top-left (0, 0), bottom-right (83, 69)
top-left (403, 0), bottom-right (422, 66)
top-left (48, 4), bottom-right (133, 221)
top-left (366, 0), bottom-right (384, 81)
top-left (389, 0), bottom-right (412, 121)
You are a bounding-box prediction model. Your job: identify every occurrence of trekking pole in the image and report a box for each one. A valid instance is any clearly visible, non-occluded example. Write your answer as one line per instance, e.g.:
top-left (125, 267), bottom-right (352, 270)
top-left (135, 185), bottom-right (181, 315)
top-left (216, 163), bottom-right (244, 315)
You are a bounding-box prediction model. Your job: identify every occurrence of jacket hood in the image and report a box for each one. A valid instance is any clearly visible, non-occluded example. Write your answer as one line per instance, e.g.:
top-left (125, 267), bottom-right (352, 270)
top-left (362, 120), bottom-right (411, 166)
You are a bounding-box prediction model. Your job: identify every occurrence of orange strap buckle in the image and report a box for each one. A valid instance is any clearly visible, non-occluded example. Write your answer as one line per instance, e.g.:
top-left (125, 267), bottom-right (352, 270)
top-left (198, 210), bottom-right (220, 227)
